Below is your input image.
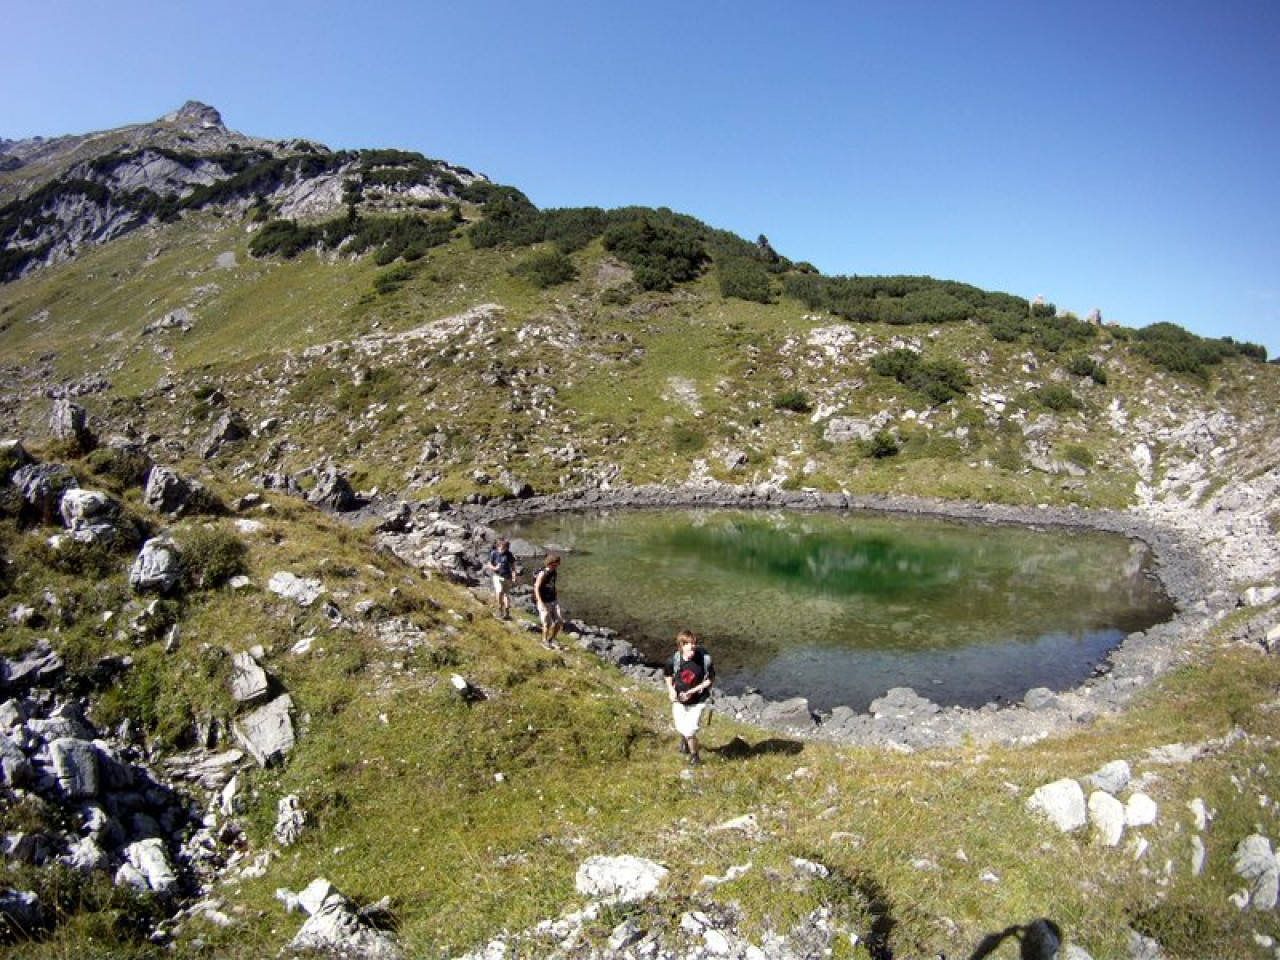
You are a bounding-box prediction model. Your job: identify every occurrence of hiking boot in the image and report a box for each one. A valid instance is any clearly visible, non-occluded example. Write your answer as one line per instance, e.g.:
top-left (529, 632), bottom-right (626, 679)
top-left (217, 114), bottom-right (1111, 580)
top-left (688, 753), bottom-right (700, 767)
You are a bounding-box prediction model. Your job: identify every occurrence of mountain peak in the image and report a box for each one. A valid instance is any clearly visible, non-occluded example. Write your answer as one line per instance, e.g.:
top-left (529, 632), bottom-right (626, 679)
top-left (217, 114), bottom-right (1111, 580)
top-left (162, 101), bottom-right (225, 130)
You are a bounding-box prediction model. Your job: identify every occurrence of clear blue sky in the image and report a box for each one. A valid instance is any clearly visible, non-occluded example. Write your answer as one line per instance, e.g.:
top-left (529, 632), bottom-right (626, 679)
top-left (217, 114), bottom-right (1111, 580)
top-left (4, 0), bottom-right (1278, 358)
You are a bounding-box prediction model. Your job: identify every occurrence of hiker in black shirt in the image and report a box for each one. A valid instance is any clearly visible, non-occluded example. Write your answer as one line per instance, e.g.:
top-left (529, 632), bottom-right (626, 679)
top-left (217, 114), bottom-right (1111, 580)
top-left (533, 554), bottom-right (563, 649)
top-left (664, 629), bottom-right (714, 766)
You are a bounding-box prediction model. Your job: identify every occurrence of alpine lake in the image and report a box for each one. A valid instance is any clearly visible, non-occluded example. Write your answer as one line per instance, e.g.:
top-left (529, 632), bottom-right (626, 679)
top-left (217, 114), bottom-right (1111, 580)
top-left (504, 508), bottom-right (1175, 713)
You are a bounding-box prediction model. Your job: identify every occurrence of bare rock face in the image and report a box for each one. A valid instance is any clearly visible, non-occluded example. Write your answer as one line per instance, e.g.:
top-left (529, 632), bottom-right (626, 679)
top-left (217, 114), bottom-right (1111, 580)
top-left (129, 537), bottom-right (182, 593)
top-left (164, 101), bottom-right (225, 130)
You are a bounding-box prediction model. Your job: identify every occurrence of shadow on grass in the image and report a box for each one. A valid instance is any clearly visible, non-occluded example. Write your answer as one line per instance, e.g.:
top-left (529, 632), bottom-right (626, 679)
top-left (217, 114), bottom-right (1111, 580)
top-left (968, 918), bottom-right (1062, 959)
top-left (709, 734), bottom-right (804, 760)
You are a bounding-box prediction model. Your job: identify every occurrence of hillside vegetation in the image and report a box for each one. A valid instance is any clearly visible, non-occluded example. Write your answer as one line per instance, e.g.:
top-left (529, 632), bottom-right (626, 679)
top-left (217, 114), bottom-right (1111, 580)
top-left (1, 103), bottom-right (1279, 959)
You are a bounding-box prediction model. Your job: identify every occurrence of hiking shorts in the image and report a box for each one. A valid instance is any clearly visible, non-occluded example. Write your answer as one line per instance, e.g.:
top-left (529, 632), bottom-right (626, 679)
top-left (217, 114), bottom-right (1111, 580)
top-left (672, 700), bottom-right (708, 738)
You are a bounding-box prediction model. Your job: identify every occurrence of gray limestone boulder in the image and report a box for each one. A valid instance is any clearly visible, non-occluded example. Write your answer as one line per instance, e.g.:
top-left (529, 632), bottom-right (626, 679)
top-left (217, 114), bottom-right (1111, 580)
top-left (1086, 759), bottom-right (1131, 795)
top-left (59, 488), bottom-right (122, 545)
top-left (307, 467), bottom-right (359, 512)
top-left (1233, 834), bottom-right (1280, 910)
top-left (200, 412), bottom-right (248, 459)
top-left (129, 537), bottom-right (182, 593)
top-left (233, 694), bottom-right (296, 767)
top-left (116, 837), bottom-right (178, 895)
top-left (48, 396), bottom-right (93, 449)
top-left (1088, 791), bottom-right (1126, 846)
top-left (1, 639), bottom-right (64, 694)
top-left (143, 465), bottom-right (196, 515)
top-left (230, 651), bottom-right (271, 704)
top-left (268, 571), bottom-right (325, 607)
top-left (12, 463), bottom-right (78, 524)
top-left (48, 737), bottom-right (100, 799)
top-left (762, 696), bottom-right (818, 730)
top-left (287, 878), bottom-right (400, 959)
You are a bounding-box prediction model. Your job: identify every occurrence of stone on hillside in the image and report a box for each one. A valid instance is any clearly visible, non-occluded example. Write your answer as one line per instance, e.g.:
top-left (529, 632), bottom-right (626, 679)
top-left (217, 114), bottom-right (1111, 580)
top-left (870, 686), bottom-right (941, 719)
top-left (268, 571), bottom-right (325, 607)
top-left (762, 696), bottom-right (817, 730)
top-left (1023, 687), bottom-right (1060, 711)
top-left (48, 395), bottom-right (93, 449)
top-left (12, 463), bottom-right (78, 524)
top-left (576, 855), bottom-right (669, 904)
top-left (130, 537), bottom-right (182, 593)
top-left (200, 412), bottom-right (248, 459)
top-left (59, 488), bottom-right (121, 544)
top-left (0, 890), bottom-right (43, 938)
top-left (0, 735), bottom-right (32, 786)
top-left (144, 465), bottom-right (197, 514)
top-left (375, 501), bottom-right (413, 533)
top-left (1, 639), bottom-right (64, 694)
top-left (274, 794), bottom-right (307, 846)
top-left (116, 837), bottom-right (178, 895)
top-left (1086, 760), bottom-right (1131, 795)
top-left (48, 737), bottom-right (100, 799)
top-left (287, 878), bottom-right (400, 958)
top-left (823, 416), bottom-right (886, 444)
top-left (1241, 585), bottom-right (1280, 608)
top-left (234, 694), bottom-right (295, 767)
top-left (1125, 792), bottom-right (1158, 828)
top-left (142, 307), bottom-right (193, 334)
top-left (61, 835), bottom-right (109, 873)
top-left (1088, 791), bottom-right (1126, 846)
top-left (1233, 834), bottom-right (1280, 910)
top-left (1026, 778), bottom-right (1087, 832)
top-left (230, 651), bottom-right (270, 704)
top-left (307, 467), bottom-right (358, 512)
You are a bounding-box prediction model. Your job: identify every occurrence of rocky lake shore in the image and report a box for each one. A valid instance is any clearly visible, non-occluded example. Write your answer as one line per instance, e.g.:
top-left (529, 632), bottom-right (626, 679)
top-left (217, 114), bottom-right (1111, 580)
top-left (376, 478), bottom-right (1280, 752)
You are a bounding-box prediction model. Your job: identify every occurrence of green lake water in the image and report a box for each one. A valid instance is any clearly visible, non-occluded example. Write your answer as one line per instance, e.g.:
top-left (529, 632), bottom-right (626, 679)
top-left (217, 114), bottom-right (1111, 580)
top-left (505, 508), bottom-right (1174, 712)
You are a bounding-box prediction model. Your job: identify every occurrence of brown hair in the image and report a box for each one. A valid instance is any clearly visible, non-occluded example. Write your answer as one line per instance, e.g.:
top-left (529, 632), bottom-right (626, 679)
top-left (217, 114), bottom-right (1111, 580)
top-left (675, 629), bottom-right (697, 648)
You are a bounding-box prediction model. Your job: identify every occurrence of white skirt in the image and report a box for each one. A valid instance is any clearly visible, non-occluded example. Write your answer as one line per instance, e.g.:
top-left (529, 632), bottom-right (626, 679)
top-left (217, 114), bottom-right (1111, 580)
top-left (672, 700), bottom-right (707, 738)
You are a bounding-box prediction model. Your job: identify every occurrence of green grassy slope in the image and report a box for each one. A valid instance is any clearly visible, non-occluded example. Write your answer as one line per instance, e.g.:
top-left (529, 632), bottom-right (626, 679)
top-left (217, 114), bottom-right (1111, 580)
top-left (2, 157), bottom-right (1280, 958)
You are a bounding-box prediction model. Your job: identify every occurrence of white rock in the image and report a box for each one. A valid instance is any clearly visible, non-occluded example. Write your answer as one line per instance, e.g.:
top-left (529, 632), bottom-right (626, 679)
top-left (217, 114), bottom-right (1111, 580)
top-left (1086, 760), bottom-right (1131, 794)
top-left (1027, 779), bottom-right (1087, 832)
top-left (1125, 793), bottom-right (1158, 827)
top-left (575, 855), bottom-right (668, 903)
top-left (1089, 791), bottom-right (1126, 846)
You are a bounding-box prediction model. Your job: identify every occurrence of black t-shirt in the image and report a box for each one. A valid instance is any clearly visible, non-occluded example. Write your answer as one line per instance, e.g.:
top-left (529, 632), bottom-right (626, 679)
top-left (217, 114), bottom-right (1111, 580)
top-left (667, 648), bottom-right (714, 704)
top-left (534, 566), bottom-right (557, 603)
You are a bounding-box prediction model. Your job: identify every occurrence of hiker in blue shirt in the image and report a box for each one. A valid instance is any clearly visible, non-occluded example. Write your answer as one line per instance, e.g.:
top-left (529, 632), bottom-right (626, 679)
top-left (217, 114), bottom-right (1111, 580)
top-left (665, 629), bottom-right (714, 766)
top-left (483, 538), bottom-right (520, 619)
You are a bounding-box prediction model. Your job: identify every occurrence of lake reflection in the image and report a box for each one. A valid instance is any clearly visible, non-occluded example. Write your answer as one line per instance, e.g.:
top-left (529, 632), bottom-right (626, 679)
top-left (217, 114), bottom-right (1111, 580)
top-left (505, 509), bottom-right (1174, 712)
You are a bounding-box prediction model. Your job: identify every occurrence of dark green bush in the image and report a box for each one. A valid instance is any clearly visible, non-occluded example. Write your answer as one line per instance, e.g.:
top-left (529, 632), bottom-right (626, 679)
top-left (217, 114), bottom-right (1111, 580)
top-left (510, 248), bottom-right (578, 288)
top-left (718, 256), bottom-right (774, 303)
top-left (177, 525), bottom-right (248, 589)
top-left (1132, 322), bottom-right (1266, 376)
top-left (602, 218), bottom-right (709, 292)
top-left (1066, 355), bottom-right (1108, 385)
top-left (1034, 384), bottom-right (1084, 411)
top-left (869, 348), bottom-right (971, 406)
top-left (773, 390), bottom-right (813, 413)
top-left (866, 430), bottom-right (900, 459)
top-left (373, 264), bottom-right (415, 296)
top-left (85, 447), bottom-right (153, 492)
